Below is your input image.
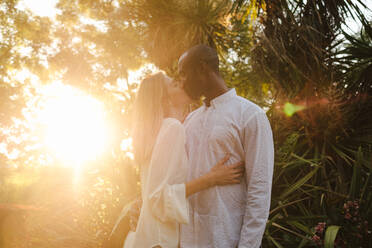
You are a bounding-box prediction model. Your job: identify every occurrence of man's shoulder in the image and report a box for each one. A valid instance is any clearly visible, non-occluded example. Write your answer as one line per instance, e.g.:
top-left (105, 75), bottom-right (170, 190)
top-left (184, 106), bottom-right (203, 123)
top-left (233, 95), bottom-right (265, 115)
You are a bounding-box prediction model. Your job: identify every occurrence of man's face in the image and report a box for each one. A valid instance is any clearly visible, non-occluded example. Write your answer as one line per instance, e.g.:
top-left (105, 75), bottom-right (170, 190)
top-left (178, 53), bottom-right (204, 100)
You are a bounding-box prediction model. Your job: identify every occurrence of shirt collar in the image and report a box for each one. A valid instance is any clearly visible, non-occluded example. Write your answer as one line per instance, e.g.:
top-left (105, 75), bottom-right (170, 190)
top-left (204, 88), bottom-right (236, 108)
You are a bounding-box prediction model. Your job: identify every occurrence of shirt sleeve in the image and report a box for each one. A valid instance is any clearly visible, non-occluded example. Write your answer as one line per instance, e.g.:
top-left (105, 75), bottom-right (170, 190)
top-left (145, 120), bottom-right (189, 224)
top-left (238, 111), bottom-right (274, 248)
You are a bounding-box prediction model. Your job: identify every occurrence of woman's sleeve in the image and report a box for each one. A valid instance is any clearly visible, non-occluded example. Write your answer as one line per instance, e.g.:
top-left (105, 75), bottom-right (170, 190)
top-left (145, 120), bottom-right (189, 224)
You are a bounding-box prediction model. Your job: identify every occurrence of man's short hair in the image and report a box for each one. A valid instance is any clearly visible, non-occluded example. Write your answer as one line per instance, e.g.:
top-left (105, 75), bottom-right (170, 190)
top-left (182, 44), bottom-right (219, 73)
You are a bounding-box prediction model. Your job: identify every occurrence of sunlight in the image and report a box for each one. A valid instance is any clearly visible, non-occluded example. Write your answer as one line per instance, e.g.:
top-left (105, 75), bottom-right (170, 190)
top-left (8, 68), bottom-right (38, 85)
top-left (36, 82), bottom-right (108, 165)
top-left (120, 138), bottom-right (134, 160)
top-left (17, 0), bottom-right (59, 17)
top-left (127, 64), bottom-right (158, 84)
top-left (120, 138), bottom-right (132, 151)
top-left (116, 63), bottom-right (158, 92)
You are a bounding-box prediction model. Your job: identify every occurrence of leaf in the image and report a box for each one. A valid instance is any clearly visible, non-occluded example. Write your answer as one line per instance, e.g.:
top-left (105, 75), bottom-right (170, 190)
top-left (349, 147), bottom-right (363, 199)
top-left (109, 199), bottom-right (137, 239)
top-left (271, 222), bottom-right (310, 240)
top-left (330, 145), bottom-right (354, 165)
top-left (279, 167), bottom-right (319, 200)
top-left (287, 220), bottom-right (312, 235)
top-left (267, 235), bottom-right (284, 248)
top-left (324, 225), bottom-right (341, 248)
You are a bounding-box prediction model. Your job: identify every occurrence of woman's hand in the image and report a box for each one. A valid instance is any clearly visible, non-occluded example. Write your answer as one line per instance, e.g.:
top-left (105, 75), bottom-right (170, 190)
top-left (208, 155), bottom-right (245, 186)
top-left (185, 155), bottom-right (245, 197)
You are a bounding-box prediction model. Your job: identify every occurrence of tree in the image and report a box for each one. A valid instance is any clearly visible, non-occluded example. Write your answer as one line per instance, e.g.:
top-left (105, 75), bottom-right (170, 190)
top-left (1, 0), bottom-right (371, 247)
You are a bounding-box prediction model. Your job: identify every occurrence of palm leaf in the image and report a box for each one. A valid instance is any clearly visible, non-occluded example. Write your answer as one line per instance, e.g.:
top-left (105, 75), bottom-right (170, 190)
top-left (324, 225), bottom-right (341, 248)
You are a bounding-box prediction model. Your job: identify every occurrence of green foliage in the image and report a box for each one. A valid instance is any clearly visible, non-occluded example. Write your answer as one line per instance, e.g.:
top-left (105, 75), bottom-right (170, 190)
top-left (0, 0), bottom-right (371, 247)
top-left (324, 225), bottom-right (340, 248)
top-left (127, 0), bottom-right (233, 72)
top-left (338, 18), bottom-right (372, 96)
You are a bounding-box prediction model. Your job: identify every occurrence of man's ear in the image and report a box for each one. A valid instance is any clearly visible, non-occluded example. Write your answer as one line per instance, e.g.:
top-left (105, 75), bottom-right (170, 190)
top-left (200, 61), bottom-right (214, 81)
top-left (199, 60), bottom-right (209, 73)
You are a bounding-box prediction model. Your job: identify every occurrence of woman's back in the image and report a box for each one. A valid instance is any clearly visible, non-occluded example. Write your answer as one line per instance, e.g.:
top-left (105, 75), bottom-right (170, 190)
top-left (125, 118), bottom-right (189, 248)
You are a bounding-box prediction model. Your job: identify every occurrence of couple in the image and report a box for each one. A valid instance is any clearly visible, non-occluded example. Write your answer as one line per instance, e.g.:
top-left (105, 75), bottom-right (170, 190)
top-left (125, 45), bottom-right (274, 248)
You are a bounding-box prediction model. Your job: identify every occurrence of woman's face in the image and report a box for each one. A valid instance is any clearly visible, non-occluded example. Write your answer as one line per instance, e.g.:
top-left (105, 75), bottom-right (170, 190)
top-left (164, 75), bottom-right (192, 107)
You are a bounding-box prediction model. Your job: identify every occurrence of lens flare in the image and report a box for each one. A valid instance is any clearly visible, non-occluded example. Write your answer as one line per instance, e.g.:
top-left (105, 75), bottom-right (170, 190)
top-left (283, 102), bottom-right (306, 117)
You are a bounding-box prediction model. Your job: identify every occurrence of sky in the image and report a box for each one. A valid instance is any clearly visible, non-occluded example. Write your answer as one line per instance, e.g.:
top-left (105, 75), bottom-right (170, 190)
top-left (342, 1), bottom-right (372, 34)
top-left (16, 0), bottom-right (60, 17)
top-left (17, 0), bottom-right (372, 33)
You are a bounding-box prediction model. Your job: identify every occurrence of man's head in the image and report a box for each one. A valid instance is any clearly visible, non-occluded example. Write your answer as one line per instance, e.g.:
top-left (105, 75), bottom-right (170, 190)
top-left (178, 44), bottom-right (220, 100)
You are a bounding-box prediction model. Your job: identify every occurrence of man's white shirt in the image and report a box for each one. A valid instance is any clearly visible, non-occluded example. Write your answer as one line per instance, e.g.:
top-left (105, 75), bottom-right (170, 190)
top-left (180, 89), bottom-right (274, 248)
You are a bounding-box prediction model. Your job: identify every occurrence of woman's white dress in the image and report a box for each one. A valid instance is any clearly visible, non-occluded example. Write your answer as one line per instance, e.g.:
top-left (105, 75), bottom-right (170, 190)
top-left (124, 118), bottom-right (189, 248)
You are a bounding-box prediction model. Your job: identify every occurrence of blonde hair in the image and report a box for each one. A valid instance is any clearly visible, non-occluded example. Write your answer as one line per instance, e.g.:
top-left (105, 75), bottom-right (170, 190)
top-left (131, 72), bottom-right (168, 165)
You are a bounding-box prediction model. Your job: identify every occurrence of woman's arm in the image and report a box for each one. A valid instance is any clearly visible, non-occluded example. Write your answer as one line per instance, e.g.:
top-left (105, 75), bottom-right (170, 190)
top-left (145, 120), bottom-right (189, 223)
top-left (129, 157), bottom-right (244, 228)
top-left (146, 119), bottom-right (244, 223)
top-left (185, 155), bottom-right (244, 197)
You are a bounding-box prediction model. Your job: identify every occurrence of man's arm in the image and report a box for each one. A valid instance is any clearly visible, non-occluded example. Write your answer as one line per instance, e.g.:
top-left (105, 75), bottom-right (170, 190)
top-left (238, 111), bottom-right (274, 248)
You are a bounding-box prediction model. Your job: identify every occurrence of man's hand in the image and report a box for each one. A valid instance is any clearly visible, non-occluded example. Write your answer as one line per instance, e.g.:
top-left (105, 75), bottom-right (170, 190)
top-left (129, 197), bottom-right (142, 231)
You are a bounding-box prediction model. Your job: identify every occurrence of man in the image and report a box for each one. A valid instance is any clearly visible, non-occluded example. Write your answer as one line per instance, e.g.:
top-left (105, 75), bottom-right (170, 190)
top-left (178, 44), bottom-right (274, 248)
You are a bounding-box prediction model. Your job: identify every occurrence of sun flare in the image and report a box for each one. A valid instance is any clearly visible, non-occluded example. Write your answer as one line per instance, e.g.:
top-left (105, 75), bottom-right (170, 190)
top-left (36, 82), bottom-right (108, 165)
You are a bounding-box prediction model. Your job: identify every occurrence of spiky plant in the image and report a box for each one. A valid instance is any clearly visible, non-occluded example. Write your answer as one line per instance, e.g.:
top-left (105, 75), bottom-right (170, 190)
top-left (127, 0), bottom-right (234, 71)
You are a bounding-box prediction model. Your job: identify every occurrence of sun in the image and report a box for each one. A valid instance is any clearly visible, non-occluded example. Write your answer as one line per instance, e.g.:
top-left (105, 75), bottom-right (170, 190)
top-left (36, 82), bottom-right (109, 165)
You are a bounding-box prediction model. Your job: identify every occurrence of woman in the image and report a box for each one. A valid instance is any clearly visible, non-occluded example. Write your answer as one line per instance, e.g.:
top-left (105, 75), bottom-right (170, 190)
top-left (125, 72), bottom-right (244, 248)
